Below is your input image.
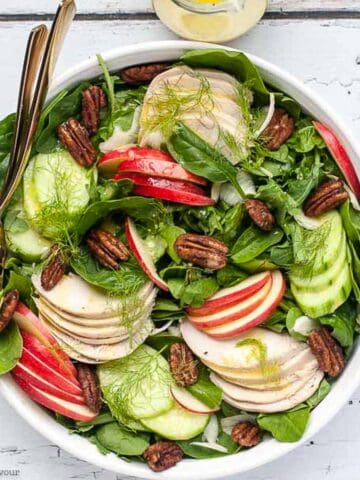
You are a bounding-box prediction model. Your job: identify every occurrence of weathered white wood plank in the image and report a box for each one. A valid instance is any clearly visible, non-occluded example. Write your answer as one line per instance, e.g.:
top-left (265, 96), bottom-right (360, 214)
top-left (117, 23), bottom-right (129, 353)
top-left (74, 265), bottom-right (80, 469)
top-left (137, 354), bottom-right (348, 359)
top-left (0, 0), bottom-right (359, 15)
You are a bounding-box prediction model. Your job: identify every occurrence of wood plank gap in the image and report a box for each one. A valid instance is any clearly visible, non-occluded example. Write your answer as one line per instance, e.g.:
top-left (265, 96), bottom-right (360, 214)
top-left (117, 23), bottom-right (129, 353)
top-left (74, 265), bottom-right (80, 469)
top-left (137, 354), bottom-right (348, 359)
top-left (1, 10), bottom-right (360, 22)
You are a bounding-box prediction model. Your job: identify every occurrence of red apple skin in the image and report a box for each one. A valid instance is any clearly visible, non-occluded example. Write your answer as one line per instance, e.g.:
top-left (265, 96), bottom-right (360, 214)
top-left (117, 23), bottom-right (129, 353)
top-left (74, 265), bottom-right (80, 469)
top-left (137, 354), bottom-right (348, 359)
top-left (188, 280), bottom-right (272, 329)
top-left (20, 346), bottom-right (82, 395)
top-left (12, 375), bottom-right (96, 422)
top-left (98, 150), bottom-right (126, 176)
top-left (15, 303), bottom-right (77, 378)
top-left (13, 362), bottom-right (85, 405)
top-left (125, 217), bottom-right (169, 291)
top-left (313, 121), bottom-right (360, 200)
top-left (133, 185), bottom-right (215, 206)
top-left (118, 158), bottom-right (207, 186)
top-left (170, 386), bottom-right (219, 414)
top-left (186, 272), bottom-right (271, 317)
top-left (204, 272), bottom-right (286, 339)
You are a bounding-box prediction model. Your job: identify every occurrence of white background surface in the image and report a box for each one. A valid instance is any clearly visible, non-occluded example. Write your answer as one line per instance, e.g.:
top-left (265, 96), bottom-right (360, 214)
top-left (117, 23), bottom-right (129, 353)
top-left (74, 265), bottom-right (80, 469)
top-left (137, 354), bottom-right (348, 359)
top-left (0, 1), bottom-right (360, 479)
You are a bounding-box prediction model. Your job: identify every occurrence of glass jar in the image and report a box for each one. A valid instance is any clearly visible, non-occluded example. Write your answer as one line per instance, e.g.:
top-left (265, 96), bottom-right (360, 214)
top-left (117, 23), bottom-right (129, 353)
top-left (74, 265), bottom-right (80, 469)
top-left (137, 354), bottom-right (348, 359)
top-left (153, 0), bottom-right (268, 43)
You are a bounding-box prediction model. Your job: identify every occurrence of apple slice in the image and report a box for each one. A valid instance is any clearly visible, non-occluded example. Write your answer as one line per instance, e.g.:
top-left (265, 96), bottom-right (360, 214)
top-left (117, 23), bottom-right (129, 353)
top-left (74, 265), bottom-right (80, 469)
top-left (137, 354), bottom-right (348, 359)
top-left (170, 385), bottom-right (220, 414)
top-left (313, 121), bottom-right (360, 200)
top-left (188, 279), bottom-right (272, 329)
top-left (204, 271), bottom-right (285, 338)
top-left (118, 158), bottom-right (207, 186)
top-left (12, 375), bottom-right (96, 422)
top-left (125, 217), bottom-right (169, 291)
top-left (14, 303), bottom-right (77, 379)
top-left (13, 362), bottom-right (85, 404)
top-left (98, 146), bottom-right (174, 176)
top-left (20, 345), bottom-right (82, 395)
top-left (187, 272), bottom-right (271, 317)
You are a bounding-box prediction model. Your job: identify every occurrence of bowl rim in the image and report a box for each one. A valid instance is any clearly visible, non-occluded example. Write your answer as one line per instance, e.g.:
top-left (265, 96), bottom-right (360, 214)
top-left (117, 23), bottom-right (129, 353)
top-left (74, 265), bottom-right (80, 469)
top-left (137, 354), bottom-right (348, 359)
top-left (1, 39), bottom-right (360, 480)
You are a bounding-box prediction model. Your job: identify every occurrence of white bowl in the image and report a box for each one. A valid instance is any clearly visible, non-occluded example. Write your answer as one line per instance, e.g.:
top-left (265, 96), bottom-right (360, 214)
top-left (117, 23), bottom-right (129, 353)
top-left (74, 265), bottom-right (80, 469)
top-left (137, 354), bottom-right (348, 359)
top-left (1, 40), bottom-right (360, 480)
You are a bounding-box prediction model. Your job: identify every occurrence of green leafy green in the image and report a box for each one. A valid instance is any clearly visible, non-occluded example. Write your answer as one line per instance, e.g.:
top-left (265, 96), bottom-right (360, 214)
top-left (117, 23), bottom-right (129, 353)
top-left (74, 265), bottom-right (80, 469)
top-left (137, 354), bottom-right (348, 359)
top-left (0, 113), bottom-right (15, 163)
top-left (287, 152), bottom-right (322, 205)
top-left (257, 405), bottom-right (310, 442)
top-left (216, 264), bottom-right (248, 287)
top-left (306, 379), bottom-right (331, 409)
top-left (0, 321), bottom-right (23, 374)
top-left (187, 367), bottom-right (223, 409)
top-left (319, 301), bottom-right (356, 352)
top-left (152, 298), bottom-right (184, 322)
top-left (160, 224), bottom-right (185, 263)
top-left (178, 432), bottom-right (239, 459)
top-left (287, 119), bottom-right (325, 153)
top-left (231, 225), bottom-right (283, 264)
top-left (146, 333), bottom-right (182, 352)
top-left (168, 276), bottom-right (219, 308)
top-left (168, 122), bottom-right (244, 197)
top-left (257, 180), bottom-right (300, 225)
top-left (340, 200), bottom-right (360, 244)
top-left (95, 422), bottom-right (149, 456)
top-left (286, 307), bottom-right (307, 341)
top-left (96, 179), bottom-right (133, 201)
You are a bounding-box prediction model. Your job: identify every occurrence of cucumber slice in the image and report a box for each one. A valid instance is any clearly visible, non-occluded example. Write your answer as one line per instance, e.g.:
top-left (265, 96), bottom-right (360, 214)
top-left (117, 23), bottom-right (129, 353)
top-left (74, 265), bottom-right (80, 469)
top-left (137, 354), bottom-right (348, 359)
top-left (291, 261), bottom-right (352, 318)
top-left (290, 232), bottom-right (347, 290)
top-left (141, 402), bottom-right (209, 440)
top-left (4, 201), bottom-right (51, 262)
top-left (23, 151), bottom-right (96, 239)
top-left (98, 345), bottom-right (174, 421)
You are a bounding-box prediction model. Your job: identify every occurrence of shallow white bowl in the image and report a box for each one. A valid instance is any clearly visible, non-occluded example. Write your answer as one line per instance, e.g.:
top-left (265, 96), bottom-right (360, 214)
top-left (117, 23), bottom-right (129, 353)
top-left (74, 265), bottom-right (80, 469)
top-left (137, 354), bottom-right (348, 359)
top-left (1, 40), bottom-right (360, 480)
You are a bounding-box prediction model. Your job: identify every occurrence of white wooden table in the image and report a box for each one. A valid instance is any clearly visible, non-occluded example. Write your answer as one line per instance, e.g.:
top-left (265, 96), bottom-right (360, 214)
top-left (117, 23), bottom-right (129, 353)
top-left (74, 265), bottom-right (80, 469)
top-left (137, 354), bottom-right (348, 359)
top-left (1, 1), bottom-right (360, 479)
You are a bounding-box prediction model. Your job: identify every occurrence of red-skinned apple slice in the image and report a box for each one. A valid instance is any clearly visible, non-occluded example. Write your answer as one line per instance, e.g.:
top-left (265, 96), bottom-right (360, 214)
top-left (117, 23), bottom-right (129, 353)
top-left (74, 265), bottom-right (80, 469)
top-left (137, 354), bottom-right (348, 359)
top-left (13, 362), bottom-right (85, 405)
top-left (203, 271), bottom-right (285, 338)
top-left (125, 217), bottom-right (169, 291)
top-left (118, 158), bottom-right (207, 186)
top-left (313, 121), bottom-right (360, 200)
top-left (188, 279), bottom-right (272, 329)
top-left (133, 185), bottom-right (215, 206)
top-left (187, 272), bottom-right (271, 317)
top-left (12, 375), bottom-right (96, 422)
top-left (170, 385), bottom-right (220, 414)
top-left (20, 345), bottom-right (82, 395)
top-left (14, 303), bottom-right (77, 379)
top-left (98, 146), bottom-right (174, 176)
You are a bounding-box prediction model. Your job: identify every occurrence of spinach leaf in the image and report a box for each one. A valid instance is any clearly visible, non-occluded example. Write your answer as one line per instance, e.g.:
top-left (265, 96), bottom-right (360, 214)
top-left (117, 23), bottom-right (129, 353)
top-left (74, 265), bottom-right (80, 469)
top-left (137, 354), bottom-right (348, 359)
top-left (287, 152), bottom-right (322, 205)
top-left (263, 310), bottom-right (287, 333)
top-left (257, 404), bottom-right (310, 442)
top-left (238, 258), bottom-right (278, 273)
top-left (0, 321), bottom-right (23, 374)
top-left (306, 379), bottom-right (331, 409)
top-left (35, 82), bottom-right (90, 153)
top-left (257, 180), bottom-right (300, 225)
top-left (269, 241), bottom-right (294, 267)
top-left (159, 224), bottom-right (185, 263)
top-left (4, 270), bottom-right (33, 303)
top-left (216, 264), bottom-right (248, 287)
top-left (231, 226), bottom-right (284, 264)
top-left (178, 432), bottom-right (239, 459)
top-left (75, 412), bottom-right (115, 433)
top-left (95, 422), bottom-right (149, 456)
top-left (187, 367), bottom-right (223, 409)
top-left (152, 298), bottom-right (184, 322)
top-left (319, 301), bottom-right (356, 352)
top-left (76, 197), bottom-right (165, 235)
top-left (168, 276), bottom-right (219, 308)
top-left (340, 200), bottom-right (360, 245)
top-left (146, 333), bottom-right (182, 352)
top-left (286, 307), bottom-right (307, 342)
top-left (287, 119), bottom-right (325, 153)
top-left (168, 122), bottom-right (244, 196)
top-left (96, 179), bottom-right (133, 201)
top-left (276, 94), bottom-right (301, 120)
top-left (348, 243), bottom-right (360, 302)
top-left (71, 245), bottom-right (146, 293)
top-left (0, 113), bottom-right (15, 163)
top-left (181, 48), bottom-right (269, 104)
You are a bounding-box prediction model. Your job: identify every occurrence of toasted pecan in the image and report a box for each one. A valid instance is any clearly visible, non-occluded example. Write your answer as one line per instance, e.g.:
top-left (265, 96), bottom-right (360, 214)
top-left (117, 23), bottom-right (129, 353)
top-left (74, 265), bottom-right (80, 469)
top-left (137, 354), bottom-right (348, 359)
top-left (144, 441), bottom-right (183, 472)
top-left (86, 229), bottom-right (129, 269)
top-left (174, 233), bottom-right (228, 270)
top-left (308, 327), bottom-right (345, 377)
top-left (57, 117), bottom-right (97, 167)
top-left (0, 290), bottom-right (19, 333)
top-left (303, 179), bottom-right (348, 217)
top-left (169, 342), bottom-right (199, 387)
top-left (41, 245), bottom-right (68, 291)
top-left (262, 108), bottom-right (295, 150)
top-left (121, 62), bottom-right (171, 84)
top-left (76, 363), bottom-right (102, 414)
top-left (82, 85), bottom-right (107, 135)
top-left (245, 199), bottom-right (275, 231)
top-left (231, 421), bottom-right (262, 447)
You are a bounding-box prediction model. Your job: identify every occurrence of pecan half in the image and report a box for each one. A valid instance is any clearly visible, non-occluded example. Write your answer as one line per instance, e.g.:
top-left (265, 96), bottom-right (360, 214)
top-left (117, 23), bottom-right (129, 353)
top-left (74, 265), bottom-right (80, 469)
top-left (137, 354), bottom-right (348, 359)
top-left (121, 62), bottom-right (171, 85)
top-left (262, 108), bottom-right (295, 150)
top-left (245, 199), bottom-right (275, 231)
top-left (86, 229), bottom-right (129, 270)
top-left (174, 233), bottom-right (228, 270)
top-left (231, 421), bottom-right (262, 448)
top-left (41, 245), bottom-right (68, 291)
top-left (57, 117), bottom-right (96, 167)
top-left (303, 179), bottom-right (348, 217)
top-left (308, 327), bottom-right (345, 377)
top-left (169, 342), bottom-right (198, 387)
top-left (76, 363), bottom-right (102, 414)
top-left (0, 289), bottom-right (19, 333)
top-left (82, 85), bottom-right (107, 135)
top-left (144, 441), bottom-right (183, 472)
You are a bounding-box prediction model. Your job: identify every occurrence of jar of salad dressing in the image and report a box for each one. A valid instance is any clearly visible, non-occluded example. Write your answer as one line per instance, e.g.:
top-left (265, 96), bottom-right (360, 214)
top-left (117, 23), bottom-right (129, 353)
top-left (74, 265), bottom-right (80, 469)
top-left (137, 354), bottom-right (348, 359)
top-left (152, 0), bottom-right (268, 43)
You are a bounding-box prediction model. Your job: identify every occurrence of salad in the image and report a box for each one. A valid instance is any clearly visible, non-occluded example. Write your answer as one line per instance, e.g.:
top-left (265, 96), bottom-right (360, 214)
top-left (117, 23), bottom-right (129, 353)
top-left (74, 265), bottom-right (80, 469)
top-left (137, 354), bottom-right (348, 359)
top-left (0, 48), bottom-right (360, 473)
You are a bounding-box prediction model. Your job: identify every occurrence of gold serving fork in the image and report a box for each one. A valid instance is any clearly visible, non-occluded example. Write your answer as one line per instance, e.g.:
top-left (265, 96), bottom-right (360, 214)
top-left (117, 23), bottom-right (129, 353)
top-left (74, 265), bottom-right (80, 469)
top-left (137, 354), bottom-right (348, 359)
top-left (0, 0), bottom-right (76, 291)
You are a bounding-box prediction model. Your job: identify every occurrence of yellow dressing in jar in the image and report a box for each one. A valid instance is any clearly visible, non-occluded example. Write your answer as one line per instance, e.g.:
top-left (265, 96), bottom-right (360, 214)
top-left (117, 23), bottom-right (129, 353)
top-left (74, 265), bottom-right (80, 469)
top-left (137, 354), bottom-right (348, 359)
top-left (153, 0), bottom-right (268, 43)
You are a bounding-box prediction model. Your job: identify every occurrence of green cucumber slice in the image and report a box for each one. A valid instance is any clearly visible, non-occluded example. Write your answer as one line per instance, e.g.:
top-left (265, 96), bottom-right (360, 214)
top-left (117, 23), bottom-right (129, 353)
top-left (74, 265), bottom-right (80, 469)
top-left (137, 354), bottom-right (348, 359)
top-left (141, 402), bottom-right (209, 440)
top-left (291, 261), bottom-right (352, 318)
top-left (98, 345), bottom-right (174, 421)
top-left (4, 201), bottom-right (51, 262)
top-left (290, 232), bottom-right (347, 290)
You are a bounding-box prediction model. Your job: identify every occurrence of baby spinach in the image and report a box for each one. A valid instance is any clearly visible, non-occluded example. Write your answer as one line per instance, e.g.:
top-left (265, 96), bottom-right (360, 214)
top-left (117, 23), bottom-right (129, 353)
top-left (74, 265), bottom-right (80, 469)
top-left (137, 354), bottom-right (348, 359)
top-left (306, 379), bottom-right (331, 409)
top-left (96, 179), bottom-right (133, 201)
top-left (319, 301), bottom-right (356, 353)
top-left (168, 276), bottom-right (219, 308)
top-left (340, 200), bottom-right (360, 245)
top-left (231, 226), bottom-right (283, 265)
top-left (159, 224), bottom-right (185, 263)
top-left (263, 310), bottom-right (287, 333)
top-left (152, 298), bottom-right (184, 322)
top-left (178, 432), bottom-right (239, 459)
top-left (187, 367), bottom-right (223, 409)
top-left (257, 180), bottom-right (300, 225)
top-left (286, 307), bottom-right (307, 342)
top-left (216, 265), bottom-right (248, 288)
top-left (95, 422), bottom-right (149, 456)
top-left (287, 152), bottom-right (322, 205)
top-left (146, 333), bottom-right (182, 352)
top-left (181, 48), bottom-right (269, 104)
top-left (75, 412), bottom-right (115, 433)
top-left (0, 321), bottom-right (23, 375)
top-left (269, 241), bottom-right (294, 267)
top-left (168, 122), bottom-right (244, 196)
top-left (257, 404), bottom-right (310, 442)
top-left (0, 113), bottom-right (15, 163)
top-left (287, 119), bottom-right (325, 153)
